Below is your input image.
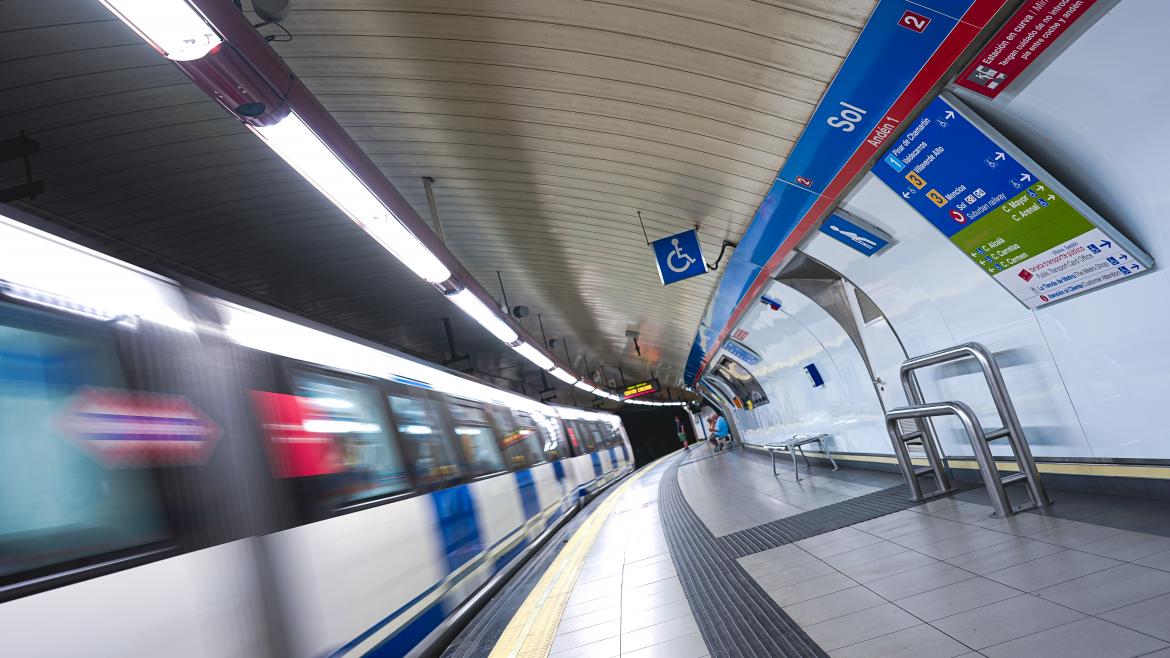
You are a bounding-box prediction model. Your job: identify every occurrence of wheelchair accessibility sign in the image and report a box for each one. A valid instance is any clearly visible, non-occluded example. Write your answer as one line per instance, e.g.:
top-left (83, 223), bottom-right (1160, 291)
top-left (651, 229), bottom-right (708, 285)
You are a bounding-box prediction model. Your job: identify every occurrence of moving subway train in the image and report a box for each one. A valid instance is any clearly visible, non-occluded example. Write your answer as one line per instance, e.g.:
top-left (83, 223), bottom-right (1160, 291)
top-left (0, 208), bottom-right (633, 657)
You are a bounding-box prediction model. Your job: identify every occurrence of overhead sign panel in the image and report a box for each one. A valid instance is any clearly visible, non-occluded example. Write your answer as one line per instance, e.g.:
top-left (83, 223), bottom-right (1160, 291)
top-left (651, 229), bottom-right (708, 285)
top-left (819, 211), bottom-right (893, 256)
top-left (956, 0), bottom-right (1100, 99)
top-left (874, 94), bottom-right (1152, 308)
top-left (622, 379), bottom-right (660, 400)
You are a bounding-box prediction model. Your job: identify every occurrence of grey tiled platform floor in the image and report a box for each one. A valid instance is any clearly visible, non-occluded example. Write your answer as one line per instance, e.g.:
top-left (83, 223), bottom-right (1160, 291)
top-left (678, 447), bottom-right (903, 536)
top-left (689, 448), bottom-right (1170, 657)
top-left (553, 445), bottom-right (1170, 657)
top-left (550, 459), bottom-right (710, 658)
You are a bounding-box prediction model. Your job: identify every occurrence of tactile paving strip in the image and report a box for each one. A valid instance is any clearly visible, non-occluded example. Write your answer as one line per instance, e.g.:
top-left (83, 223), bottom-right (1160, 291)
top-left (717, 484), bottom-right (922, 560)
top-left (658, 456), bottom-right (830, 658)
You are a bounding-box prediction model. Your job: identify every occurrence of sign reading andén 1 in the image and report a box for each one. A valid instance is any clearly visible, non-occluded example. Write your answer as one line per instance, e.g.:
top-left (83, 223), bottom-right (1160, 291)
top-left (652, 229), bottom-right (708, 285)
top-left (874, 94), bottom-right (1152, 308)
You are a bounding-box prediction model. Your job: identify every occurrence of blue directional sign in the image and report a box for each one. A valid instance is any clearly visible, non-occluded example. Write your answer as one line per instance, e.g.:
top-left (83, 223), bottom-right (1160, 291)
top-left (652, 229), bottom-right (708, 285)
top-left (724, 340), bottom-right (762, 366)
top-left (818, 212), bottom-right (893, 256)
top-left (873, 94), bottom-right (1153, 307)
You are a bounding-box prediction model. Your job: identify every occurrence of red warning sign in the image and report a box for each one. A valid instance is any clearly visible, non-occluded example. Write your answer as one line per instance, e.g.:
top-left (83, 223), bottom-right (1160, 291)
top-left (956, 0), bottom-right (1098, 99)
top-left (60, 388), bottom-right (220, 467)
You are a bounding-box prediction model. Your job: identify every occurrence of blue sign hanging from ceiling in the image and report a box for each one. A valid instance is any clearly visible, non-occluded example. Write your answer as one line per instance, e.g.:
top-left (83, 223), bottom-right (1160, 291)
top-left (723, 340), bottom-right (762, 367)
top-left (651, 229), bottom-right (708, 285)
top-left (818, 212), bottom-right (893, 257)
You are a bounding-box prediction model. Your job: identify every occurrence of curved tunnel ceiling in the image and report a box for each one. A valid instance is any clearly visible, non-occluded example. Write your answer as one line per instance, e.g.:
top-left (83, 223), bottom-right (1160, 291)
top-left (0, 0), bottom-right (875, 401)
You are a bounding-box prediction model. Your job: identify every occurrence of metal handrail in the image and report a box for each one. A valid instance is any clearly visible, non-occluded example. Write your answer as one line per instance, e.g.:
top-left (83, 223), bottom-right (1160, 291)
top-left (886, 402), bottom-right (1013, 517)
top-left (892, 342), bottom-right (1051, 515)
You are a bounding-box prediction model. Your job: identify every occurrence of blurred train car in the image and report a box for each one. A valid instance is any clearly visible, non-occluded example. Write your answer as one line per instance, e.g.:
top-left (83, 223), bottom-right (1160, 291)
top-left (0, 207), bottom-right (633, 657)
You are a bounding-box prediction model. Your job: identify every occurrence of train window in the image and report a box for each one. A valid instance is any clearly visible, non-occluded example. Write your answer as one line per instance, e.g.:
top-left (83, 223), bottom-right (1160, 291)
top-left (388, 393), bottom-right (462, 488)
top-left (498, 410), bottom-right (544, 468)
top-left (448, 401), bottom-right (505, 477)
top-left (563, 421), bottom-right (581, 455)
top-left (534, 422), bottom-right (560, 461)
top-left (586, 422), bottom-right (607, 451)
top-left (0, 304), bottom-right (169, 582)
top-left (290, 372), bottom-right (412, 507)
top-left (573, 420), bottom-right (597, 452)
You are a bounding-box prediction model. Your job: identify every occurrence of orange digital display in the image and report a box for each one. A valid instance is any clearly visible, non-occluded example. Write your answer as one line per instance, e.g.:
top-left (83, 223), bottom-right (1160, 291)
top-left (622, 379), bottom-right (659, 400)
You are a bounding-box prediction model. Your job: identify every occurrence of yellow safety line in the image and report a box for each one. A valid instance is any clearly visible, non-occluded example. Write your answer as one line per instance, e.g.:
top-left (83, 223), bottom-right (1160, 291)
top-left (489, 456), bottom-right (669, 658)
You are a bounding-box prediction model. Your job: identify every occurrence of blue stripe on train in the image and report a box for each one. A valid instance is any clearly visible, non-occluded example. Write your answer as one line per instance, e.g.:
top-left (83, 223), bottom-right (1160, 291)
top-left (494, 537), bottom-right (528, 570)
top-left (514, 469), bottom-right (541, 519)
top-left (607, 447), bottom-right (616, 465)
top-left (590, 452), bottom-right (602, 477)
top-left (366, 604), bottom-right (445, 658)
top-left (552, 460), bottom-right (565, 481)
top-left (431, 485), bottom-right (481, 572)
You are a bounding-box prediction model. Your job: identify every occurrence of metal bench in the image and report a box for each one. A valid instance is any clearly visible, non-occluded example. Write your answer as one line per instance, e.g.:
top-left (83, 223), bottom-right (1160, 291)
top-left (764, 434), bottom-right (839, 482)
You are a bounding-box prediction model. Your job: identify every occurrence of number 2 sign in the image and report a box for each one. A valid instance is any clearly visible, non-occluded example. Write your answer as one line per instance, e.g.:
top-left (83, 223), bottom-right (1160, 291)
top-left (899, 10), bottom-right (930, 33)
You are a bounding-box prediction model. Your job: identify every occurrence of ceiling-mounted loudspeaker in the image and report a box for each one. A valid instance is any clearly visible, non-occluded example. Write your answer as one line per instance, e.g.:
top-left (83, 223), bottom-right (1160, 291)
top-left (511, 305), bottom-right (530, 318)
top-left (252, 0), bottom-right (291, 22)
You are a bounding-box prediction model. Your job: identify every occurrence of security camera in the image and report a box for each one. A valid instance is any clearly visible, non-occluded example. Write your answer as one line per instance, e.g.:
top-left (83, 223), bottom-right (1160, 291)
top-left (252, 0), bottom-right (290, 23)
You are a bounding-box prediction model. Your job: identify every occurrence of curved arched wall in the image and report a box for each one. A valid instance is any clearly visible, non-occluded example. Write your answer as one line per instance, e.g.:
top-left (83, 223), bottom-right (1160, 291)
top-left (718, 0), bottom-right (1170, 465)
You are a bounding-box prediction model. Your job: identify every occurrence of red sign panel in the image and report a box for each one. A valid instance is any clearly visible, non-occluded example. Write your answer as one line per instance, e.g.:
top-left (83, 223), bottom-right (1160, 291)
top-left (899, 10), bottom-right (932, 33)
top-left (956, 0), bottom-right (1098, 99)
top-left (60, 388), bottom-right (219, 467)
top-left (253, 392), bottom-right (346, 478)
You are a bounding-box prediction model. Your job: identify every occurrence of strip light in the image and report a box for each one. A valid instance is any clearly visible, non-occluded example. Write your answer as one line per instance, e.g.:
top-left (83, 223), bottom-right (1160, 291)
top-left (251, 113), bottom-right (451, 284)
top-left (100, 0), bottom-right (222, 61)
top-left (548, 368), bottom-right (577, 385)
top-left (573, 380), bottom-right (597, 393)
top-left (511, 342), bottom-right (554, 371)
top-left (446, 289), bottom-right (518, 344)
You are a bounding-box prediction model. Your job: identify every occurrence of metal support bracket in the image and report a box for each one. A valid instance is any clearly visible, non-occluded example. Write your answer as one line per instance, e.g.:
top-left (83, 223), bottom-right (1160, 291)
top-left (0, 131), bottom-right (44, 202)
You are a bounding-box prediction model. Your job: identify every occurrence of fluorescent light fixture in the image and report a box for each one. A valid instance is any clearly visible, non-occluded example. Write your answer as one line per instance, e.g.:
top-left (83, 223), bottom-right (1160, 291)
top-left (100, 0), bottom-right (222, 61)
top-left (454, 427), bottom-right (484, 436)
top-left (573, 380), bottom-right (596, 393)
top-left (252, 113), bottom-right (451, 284)
top-left (445, 289), bottom-right (518, 344)
top-left (400, 424), bottom-right (433, 435)
top-left (548, 368), bottom-right (577, 385)
top-left (512, 341), bottom-right (554, 371)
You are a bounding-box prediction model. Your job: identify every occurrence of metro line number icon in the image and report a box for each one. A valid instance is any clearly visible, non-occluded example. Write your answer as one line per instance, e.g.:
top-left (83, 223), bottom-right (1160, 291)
top-left (899, 10), bottom-right (931, 33)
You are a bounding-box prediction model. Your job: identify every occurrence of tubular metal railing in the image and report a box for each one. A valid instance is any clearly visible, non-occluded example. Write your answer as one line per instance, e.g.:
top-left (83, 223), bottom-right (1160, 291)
top-left (885, 342), bottom-right (1052, 517)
